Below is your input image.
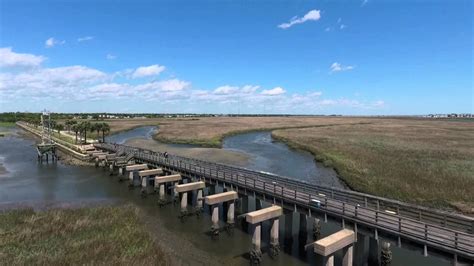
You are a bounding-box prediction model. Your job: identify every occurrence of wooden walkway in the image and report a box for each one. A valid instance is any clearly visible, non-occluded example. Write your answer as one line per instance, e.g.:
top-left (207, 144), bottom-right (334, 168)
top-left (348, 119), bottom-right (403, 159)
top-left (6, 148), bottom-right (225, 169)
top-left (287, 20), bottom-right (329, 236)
top-left (95, 143), bottom-right (474, 261)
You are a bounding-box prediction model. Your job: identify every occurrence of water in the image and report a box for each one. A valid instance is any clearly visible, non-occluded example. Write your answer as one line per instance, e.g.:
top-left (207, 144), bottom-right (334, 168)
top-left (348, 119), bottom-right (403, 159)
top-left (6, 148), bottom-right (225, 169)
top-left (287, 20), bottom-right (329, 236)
top-left (0, 126), bottom-right (455, 265)
top-left (105, 126), bottom-right (156, 144)
top-left (223, 131), bottom-right (345, 188)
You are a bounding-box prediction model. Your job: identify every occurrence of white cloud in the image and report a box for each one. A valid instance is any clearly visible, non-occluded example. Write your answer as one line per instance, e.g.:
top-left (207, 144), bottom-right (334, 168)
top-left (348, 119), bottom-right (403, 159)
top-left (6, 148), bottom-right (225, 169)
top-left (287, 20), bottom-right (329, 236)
top-left (214, 85), bottom-right (238, 95)
top-left (135, 79), bottom-right (190, 92)
top-left (330, 62), bottom-right (354, 72)
top-left (0, 47), bottom-right (46, 68)
top-left (261, 87), bottom-right (286, 95)
top-left (361, 0), bottom-right (369, 6)
top-left (340, 24), bottom-right (347, 30)
top-left (77, 36), bottom-right (94, 42)
top-left (325, 27), bottom-right (331, 32)
top-left (45, 37), bottom-right (65, 48)
top-left (132, 64), bottom-right (165, 78)
top-left (106, 54), bottom-right (117, 60)
top-left (0, 65), bottom-right (108, 100)
top-left (278, 10), bottom-right (321, 29)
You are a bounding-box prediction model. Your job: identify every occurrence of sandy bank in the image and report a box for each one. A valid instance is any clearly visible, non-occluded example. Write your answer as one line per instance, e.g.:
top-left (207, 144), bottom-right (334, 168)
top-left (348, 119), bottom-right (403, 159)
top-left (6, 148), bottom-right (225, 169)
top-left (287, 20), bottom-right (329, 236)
top-left (125, 138), bottom-right (251, 167)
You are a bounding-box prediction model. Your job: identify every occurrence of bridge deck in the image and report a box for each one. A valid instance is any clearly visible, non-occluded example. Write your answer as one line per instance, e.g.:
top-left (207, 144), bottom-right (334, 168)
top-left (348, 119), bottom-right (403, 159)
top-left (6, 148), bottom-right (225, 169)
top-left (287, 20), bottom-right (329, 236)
top-left (95, 143), bottom-right (474, 260)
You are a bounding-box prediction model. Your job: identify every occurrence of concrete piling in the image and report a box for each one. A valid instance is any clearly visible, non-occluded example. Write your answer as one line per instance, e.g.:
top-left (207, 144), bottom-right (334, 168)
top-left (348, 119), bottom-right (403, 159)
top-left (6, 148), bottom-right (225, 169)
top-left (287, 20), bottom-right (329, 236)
top-left (181, 192), bottom-right (188, 212)
top-left (197, 189), bottom-right (203, 209)
top-left (227, 202), bottom-right (235, 224)
top-left (381, 241), bottom-right (392, 266)
top-left (212, 205), bottom-right (219, 230)
top-left (270, 218), bottom-right (280, 257)
top-left (159, 184), bottom-right (165, 200)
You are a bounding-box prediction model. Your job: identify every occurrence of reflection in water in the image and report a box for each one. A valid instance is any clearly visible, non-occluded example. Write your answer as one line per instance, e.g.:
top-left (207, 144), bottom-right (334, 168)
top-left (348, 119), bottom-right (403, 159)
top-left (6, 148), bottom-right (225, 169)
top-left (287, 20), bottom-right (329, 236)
top-left (0, 126), bottom-right (454, 266)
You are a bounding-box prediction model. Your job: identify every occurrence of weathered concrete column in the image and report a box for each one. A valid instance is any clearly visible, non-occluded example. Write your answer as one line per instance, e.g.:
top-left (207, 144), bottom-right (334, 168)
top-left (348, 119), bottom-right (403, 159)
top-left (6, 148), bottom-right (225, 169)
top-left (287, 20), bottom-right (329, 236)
top-left (270, 218), bottom-right (280, 257)
top-left (227, 202), bottom-right (235, 224)
top-left (197, 189), bottom-right (203, 209)
top-left (159, 184), bottom-right (165, 200)
top-left (342, 245), bottom-right (354, 266)
top-left (118, 166), bottom-right (123, 176)
top-left (129, 171), bottom-right (134, 182)
top-left (181, 192), bottom-right (188, 211)
top-left (323, 256), bottom-right (334, 266)
top-left (212, 205), bottom-right (219, 229)
top-left (271, 218), bottom-right (279, 244)
top-left (109, 163), bottom-right (113, 173)
top-left (381, 241), bottom-right (392, 266)
top-left (313, 217), bottom-right (321, 240)
top-left (252, 224), bottom-right (262, 251)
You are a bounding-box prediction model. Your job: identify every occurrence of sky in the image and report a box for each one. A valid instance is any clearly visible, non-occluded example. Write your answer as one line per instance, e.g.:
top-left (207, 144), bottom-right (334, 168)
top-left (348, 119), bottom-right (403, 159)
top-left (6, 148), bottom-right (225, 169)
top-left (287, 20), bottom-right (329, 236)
top-left (0, 0), bottom-right (472, 115)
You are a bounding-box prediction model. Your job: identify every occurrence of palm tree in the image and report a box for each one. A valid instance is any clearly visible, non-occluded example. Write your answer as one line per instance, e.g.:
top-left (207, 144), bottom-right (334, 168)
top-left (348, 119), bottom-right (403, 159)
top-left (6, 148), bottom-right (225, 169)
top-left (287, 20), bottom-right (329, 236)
top-left (101, 122), bottom-right (110, 142)
top-left (71, 124), bottom-right (80, 144)
top-left (65, 120), bottom-right (77, 132)
top-left (93, 123), bottom-right (103, 141)
top-left (80, 121), bottom-right (91, 144)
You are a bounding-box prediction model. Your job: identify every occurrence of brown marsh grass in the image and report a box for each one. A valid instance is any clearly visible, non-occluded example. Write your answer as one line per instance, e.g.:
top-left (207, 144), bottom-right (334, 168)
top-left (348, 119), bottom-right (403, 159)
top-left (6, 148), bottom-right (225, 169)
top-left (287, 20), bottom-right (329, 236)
top-left (0, 205), bottom-right (169, 265)
top-left (272, 119), bottom-right (474, 212)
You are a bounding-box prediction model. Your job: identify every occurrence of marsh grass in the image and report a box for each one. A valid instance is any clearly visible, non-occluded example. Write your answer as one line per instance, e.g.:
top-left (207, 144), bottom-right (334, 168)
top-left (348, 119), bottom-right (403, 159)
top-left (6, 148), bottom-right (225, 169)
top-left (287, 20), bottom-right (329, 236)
top-left (0, 205), bottom-right (169, 265)
top-left (272, 119), bottom-right (474, 212)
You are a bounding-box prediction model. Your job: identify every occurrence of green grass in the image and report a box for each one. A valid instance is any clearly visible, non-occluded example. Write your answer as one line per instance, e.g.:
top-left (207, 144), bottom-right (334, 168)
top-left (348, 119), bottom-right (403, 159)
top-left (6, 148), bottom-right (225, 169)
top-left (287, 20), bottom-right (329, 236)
top-left (0, 122), bottom-right (16, 127)
top-left (0, 205), bottom-right (169, 265)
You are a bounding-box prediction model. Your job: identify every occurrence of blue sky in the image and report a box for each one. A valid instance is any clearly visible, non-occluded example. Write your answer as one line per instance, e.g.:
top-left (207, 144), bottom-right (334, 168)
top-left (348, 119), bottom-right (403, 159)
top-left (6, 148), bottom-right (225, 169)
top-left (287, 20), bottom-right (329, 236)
top-left (0, 0), bottom-right (472, 114)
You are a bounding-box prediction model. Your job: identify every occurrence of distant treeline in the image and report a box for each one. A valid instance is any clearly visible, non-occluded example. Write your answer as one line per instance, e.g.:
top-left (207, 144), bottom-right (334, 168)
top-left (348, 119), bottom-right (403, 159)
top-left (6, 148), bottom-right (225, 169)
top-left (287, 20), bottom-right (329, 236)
top-left (0, 112), bottom-right (343, 122)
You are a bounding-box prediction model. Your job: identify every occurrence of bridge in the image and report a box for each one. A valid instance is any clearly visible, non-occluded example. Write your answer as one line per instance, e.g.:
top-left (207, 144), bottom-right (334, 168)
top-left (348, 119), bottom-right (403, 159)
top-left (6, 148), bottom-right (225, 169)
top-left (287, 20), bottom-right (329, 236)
top-left (93, 142), bottom-right (473, 265)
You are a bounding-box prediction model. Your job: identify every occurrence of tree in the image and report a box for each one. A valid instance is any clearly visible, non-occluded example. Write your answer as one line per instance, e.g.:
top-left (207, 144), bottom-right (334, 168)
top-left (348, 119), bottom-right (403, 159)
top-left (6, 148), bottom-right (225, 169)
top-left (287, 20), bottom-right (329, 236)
top-left (71, 124), bottom-right (80, 144)
top-left (65, 120), bottom-right (77, 132)
top-left (100, 122), bottom-right (110, 142)
top-left (55, 123), bottom-right (64, 134)
top-left (79, 121), bottom-right (91, 144)
top-left (92, 123), bottom-right (103, 141)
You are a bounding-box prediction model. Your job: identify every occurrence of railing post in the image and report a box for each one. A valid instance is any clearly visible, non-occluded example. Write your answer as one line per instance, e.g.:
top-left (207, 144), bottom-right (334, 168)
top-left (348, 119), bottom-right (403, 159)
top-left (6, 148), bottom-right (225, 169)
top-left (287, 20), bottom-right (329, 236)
top-left (454, 232), bottom-right (458, 249)
top-left (355, 205), bottom-right (358, 217)
top-left (398, 217), bottom-right (402, 232)
top-left (424, 224), bottom-right (428, 240)
top-left (342, 202), bottom-right (345, 215)
top-left (376, 211), bottom-right (378, 224)
top-left (364, 196), bottom-right (368, 207)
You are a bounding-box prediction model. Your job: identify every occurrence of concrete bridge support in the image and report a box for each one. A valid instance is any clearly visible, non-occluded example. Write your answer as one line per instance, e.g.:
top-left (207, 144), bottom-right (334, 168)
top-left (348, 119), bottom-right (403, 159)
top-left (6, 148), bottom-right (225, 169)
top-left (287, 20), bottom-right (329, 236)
top-left (138, 168), bottom-right (163, 196)
top-left (155, 174), bottom-right (182, 205)
top-left (125, 164), bottom-right (148, 187)
top-left (176, 181), bottom-right (205, 217)
top-left (313, 229), bottom-right (355, 266)
top-left (246, 205), bottom-right (283, 264)
top-left (204, 191), bottom-right (238, 236)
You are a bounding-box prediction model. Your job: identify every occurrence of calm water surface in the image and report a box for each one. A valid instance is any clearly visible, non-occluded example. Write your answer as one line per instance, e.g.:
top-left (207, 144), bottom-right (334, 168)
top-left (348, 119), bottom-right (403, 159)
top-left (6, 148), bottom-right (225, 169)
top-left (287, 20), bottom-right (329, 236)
top-left (0, 126), bottom-right (452, 266)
